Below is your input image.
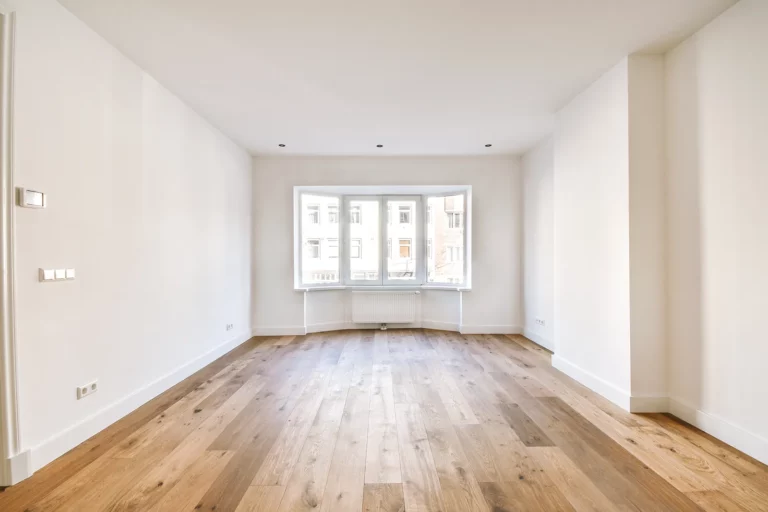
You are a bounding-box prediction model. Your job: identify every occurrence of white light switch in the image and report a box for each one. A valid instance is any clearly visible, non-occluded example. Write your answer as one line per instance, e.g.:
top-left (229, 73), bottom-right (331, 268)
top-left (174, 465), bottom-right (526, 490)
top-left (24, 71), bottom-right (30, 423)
top-left (54, 269), bottom-right (66, 280)
top-left (39, 269), bottom-right (55, 282)
top-left (66, 268), bottom-right (76, 279)
top-left (17, 188), bottom-right (47, 208)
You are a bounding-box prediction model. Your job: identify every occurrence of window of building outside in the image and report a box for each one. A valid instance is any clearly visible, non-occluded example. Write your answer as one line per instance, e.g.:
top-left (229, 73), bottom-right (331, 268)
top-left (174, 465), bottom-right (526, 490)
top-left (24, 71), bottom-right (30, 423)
top-left (328, 238), bottom-right (339, 258)
top-left (351, 238), bottom-right (362, 258)
top-left (308, 204), bottom-right (320, 224)
top-left (297, 189), bottom-right (468, 288)
top-left (350, 205), bottom-right (361, 224)
top-left (448, 211), bottom-right (462, 229)
top-left (307, 239), bottom-right (320, 258)
top-left (399, 206), bottom-right (411, 224)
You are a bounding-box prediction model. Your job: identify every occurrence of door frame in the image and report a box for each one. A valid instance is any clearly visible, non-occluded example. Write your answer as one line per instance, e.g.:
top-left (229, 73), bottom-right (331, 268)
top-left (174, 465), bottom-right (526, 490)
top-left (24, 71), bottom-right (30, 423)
top-left (0, 3), bottom-right (27, 487)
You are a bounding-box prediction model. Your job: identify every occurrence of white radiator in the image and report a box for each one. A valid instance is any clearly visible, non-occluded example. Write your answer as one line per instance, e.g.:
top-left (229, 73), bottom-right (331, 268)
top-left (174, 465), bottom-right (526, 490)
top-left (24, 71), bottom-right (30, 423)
top-left (352, 291), bottom-right (419, 324)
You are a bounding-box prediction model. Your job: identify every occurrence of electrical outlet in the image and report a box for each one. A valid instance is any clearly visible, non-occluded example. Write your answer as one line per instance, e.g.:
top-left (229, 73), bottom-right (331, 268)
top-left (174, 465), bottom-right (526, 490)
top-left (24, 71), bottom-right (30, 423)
top-left (535, 318), bottom-right (546, 326)
top-left (77, 380), bottom-right (98, 400)
top-left (225, 323), bottom-right (234, 331)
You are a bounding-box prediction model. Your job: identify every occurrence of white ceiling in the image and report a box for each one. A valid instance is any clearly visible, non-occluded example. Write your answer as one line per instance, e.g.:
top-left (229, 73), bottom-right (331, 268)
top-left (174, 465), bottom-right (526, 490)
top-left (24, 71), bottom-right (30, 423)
top-left (58, 0), bottom-right (735, 156)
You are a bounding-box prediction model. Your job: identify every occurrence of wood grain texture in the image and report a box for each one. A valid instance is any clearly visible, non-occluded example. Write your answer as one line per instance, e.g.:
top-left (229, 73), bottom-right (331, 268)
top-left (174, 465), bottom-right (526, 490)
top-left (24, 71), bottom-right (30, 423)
top-left (1, 330), bottom-right (766, 512)
top-left (363, 483), bottom-right (406, 512)
top-left (395, 403), bottom-right (446, 512)
top-left (235, 485), bottom-right (286, 512)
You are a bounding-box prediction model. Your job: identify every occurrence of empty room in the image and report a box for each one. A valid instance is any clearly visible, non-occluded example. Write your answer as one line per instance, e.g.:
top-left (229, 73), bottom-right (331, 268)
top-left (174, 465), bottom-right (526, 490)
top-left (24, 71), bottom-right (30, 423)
top-left (0, 0), bottom-right (766, 510)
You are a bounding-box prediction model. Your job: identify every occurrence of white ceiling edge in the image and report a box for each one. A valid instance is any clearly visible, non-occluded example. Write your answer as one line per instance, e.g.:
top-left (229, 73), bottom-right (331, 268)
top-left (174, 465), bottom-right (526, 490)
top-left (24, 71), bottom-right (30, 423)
top-left (55, 0), bottom-right (737, 158)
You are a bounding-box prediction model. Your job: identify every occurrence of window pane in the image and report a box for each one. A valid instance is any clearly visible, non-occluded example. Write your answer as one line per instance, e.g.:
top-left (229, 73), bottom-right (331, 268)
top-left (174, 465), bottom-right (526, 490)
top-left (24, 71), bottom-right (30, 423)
top-left (328, 205), bottom-right (338, 224)
top-left (348, 199), bottom-right (379, 281)
top-left (427, 194), bottom-right (465, 284)
top-left (301, 194), bottom-right (339, 284)
top-left (387, 199), bottom-right (418, 281)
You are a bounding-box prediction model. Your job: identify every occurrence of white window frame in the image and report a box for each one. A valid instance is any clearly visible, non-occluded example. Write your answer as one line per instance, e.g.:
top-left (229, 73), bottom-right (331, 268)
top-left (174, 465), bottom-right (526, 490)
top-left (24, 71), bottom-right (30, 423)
top-left (344, 195), bottom-right (381, 286)
top-left (383, 195), bottom-right (424, 285)
top-left (424, 190), bottom-right (470, 288)
top-left (294, 186), bottom-right (470, 290)
top-left (296, 191), bottom-right (342, 288)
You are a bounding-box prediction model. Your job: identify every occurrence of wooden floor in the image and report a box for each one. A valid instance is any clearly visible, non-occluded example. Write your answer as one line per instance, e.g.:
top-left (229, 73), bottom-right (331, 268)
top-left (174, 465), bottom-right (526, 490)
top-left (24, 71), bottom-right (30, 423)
top-left (2, 330), bottom-right (767, 511)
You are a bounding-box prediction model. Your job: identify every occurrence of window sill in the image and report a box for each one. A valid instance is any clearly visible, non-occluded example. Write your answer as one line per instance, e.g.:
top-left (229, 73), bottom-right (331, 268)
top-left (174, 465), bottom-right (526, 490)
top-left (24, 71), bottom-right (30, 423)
top-left (295, 285), bottom-right (471, 292)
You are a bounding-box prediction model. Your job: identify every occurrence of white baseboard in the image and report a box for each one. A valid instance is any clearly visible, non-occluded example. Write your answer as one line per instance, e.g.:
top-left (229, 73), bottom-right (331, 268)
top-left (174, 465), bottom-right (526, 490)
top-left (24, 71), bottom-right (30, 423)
top-left (547, 357), bottom-right (767, 463)
top-left (28, 330), bottom-right (252, 473)
top-left (257, 323), bottom-right (520, 336)
top-left (669, 397), bottom-right (768, 465)
top-left (1, 449), bottom-right (32, 486)
top-left (460, 325), bottom-right (522, 335)
top-left (552, 355), bottom-right (631, 411)
top-left (629, 394), bottom-right (669, 413)
top-left (263, 322), bottom-right (435, 335)
top-left (522, 328), bottom-right (553, 352)
top-left (306, 321), bottom-right (348, 334)
top-left (252, 326), bottom-right (307, 336)
top-left (421, 320), bottom-right (460, 332)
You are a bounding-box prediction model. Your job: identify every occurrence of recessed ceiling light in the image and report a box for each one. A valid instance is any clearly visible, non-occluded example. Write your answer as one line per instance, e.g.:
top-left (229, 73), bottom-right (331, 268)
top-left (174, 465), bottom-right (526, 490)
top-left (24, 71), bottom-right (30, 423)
top-left (485, 144), bottom-right (492, 147)
top-left (278, 143), bottom-right (286, 147)
top-left (376, 144), bottom-right (383, 148)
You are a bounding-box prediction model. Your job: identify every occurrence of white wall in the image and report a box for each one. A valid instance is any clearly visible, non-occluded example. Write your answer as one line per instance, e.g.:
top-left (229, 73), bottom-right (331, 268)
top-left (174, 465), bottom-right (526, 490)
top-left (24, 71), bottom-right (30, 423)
top-left (544, 56), bottom-right (668, 411)
top-left (252, 156), bottom-right (522, 334)
top-left (521, 137), bottom-right (554, 351)
top-left (11, 0), bottom-right (252, 471)
top-left (552, 60), bottom-right (633, 404)
top-left (666, 0), bottom-right (768, 462)
top-left (628, 55), bottom-right (667, 401)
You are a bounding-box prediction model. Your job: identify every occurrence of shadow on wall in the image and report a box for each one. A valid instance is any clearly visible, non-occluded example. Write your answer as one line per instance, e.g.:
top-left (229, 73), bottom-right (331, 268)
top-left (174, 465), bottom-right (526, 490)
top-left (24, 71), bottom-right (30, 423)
top-left (667, 37), bottom-right (703, 418)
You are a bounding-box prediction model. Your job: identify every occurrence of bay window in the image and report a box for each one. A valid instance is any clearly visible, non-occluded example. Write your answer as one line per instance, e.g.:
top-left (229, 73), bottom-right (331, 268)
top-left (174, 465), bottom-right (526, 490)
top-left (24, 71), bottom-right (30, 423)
top-left (295, 186), bottom-right (470, 289)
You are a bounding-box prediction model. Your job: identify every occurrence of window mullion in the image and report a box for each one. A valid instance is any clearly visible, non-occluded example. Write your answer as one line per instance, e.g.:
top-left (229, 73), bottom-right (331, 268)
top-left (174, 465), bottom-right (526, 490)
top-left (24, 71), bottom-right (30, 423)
top-left (379, 195), bottom-right (386, 285)
top-left (341, 195), bottom-right (348, 285)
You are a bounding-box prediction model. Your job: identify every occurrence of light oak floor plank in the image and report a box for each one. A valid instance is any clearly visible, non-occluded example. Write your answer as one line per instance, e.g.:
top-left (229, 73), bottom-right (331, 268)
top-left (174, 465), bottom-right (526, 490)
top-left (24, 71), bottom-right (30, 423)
top-left (395, 403), bottom-right (446, 512)
top-left (363, 483), bottom-right (406, 512)
top-left (2, 331), bottom-right (767, 512)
